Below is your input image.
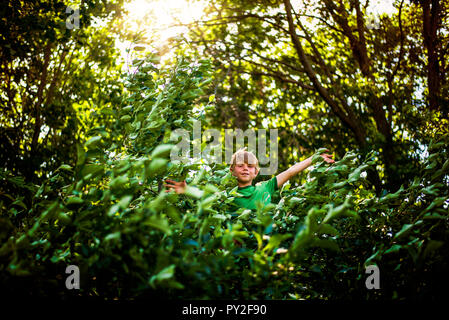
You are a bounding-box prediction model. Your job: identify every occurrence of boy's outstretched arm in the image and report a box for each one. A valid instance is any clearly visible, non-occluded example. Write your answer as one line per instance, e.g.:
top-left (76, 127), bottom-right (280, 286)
top-left (276, 149), bottom-right (335, 189)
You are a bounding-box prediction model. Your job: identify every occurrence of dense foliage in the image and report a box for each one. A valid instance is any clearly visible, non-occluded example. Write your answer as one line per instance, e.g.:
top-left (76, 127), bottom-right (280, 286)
top-left (0, 0), bottom-right (125, 184)
top-left (180, 0), bottom-right (449, 195)
top-left (1, 55), bottom-right (448, 300)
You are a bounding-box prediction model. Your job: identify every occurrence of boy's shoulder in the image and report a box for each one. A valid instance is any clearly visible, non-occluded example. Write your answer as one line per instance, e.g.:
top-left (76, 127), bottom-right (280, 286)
top-left (255, 176), bottom-right (276, 187)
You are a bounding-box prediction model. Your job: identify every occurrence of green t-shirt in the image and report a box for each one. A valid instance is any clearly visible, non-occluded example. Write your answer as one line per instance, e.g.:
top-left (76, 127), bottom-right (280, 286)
top-left (232, 176), bottom-right (279, 211)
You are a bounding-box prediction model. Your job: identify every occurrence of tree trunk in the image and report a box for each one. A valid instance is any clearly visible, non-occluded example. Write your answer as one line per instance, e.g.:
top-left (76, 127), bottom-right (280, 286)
top-left (421, 0), bottom-right (442, 112)
top-left (283, 0), bottom-right (385, 194)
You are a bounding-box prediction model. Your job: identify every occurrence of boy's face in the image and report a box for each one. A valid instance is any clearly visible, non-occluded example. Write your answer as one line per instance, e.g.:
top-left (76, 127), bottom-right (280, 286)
top-left (230, 162), bottom-right (259, 184)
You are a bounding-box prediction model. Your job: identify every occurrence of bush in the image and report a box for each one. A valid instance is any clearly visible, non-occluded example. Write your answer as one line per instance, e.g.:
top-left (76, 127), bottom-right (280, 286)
top-left (1, 55), bottom-right (448, 300)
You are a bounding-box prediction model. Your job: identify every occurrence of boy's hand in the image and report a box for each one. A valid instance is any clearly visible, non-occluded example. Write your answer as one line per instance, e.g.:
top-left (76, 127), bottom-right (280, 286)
top-left (319, 149), bottom-right (335, 164)
top-left (164, 179), bottom-right (187, 194)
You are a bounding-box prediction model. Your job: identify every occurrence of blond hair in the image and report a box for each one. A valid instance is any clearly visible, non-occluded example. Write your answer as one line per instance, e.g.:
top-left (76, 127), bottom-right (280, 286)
top-left (230, 147), bottom-right (260, 171)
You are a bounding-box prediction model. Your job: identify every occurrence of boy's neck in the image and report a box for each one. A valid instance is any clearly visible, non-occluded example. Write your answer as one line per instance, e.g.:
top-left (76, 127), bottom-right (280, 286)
top-left (238, 181), bottom-right (252, 188)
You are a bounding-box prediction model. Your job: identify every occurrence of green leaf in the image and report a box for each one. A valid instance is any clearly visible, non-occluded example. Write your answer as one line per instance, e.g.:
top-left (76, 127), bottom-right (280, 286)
top-left (317, 224), bottom-right (338, 236)
top-left (441, 159), bottom-right (449, 172)
top-left (424, 161), bottom-right (437, 171)
top-left (323, 197), bottom-right (353, 223)
top-left (81, 164), bottom-right (105, 180)
top-left (263, 234), bottom-right (292, 253)
top-left (184, 185), bottom-right (204, 199)
top-left (252, 231), bottom-right (263, 250)
top-left (200, 194), bottom-right (217, 208)
top-left (347, 164), bottom-right (369, 183)
top-left (237, 209), bottom-right (252, 220)
top-left (380, 185), bottom-right (404, 202)
top-left (76, 144), bottom-right (86, 166)
top-left (148, 158), bottom-right (168, 176)
top-left (57, 212), bottom-right (71, 225)
top-left (148, 54), bottom-right (161, 64)
top-left (100, 107), bottom-right (114, 115)
top-left (288, 197), bottom-right (302, 205)
top-left (422, 240), bottom-right (444, 259)
top-left (180, 90), bottom-right (197, 100)
top-left (211, 213), bottom-right (228, 222)
top-left (120, 115), bottom-right (132, 122)
top-left (151, 144), bottom-right (174, 159)
top-left (428, 141), bottom-right (445, 151)
top-left (110, 175), bottom-right (128, 190)
top-left (166, 205), bottom-right (181, 223)
top-left (191, 167), bottom-right (206, 185)
top-left (204, 184), bottom-right (219, 194)
top-left (423, 196), bottom-right (447, 213)
top-left (57, 164), bottom-right (72, 171)
top-left (155, 265), bottom-right (175, 281)
top-left (107, 204), bottom-right (120, 217)
top-left (85, 136), bottom-right (102, 149)
top-left (11, 199), bottom-right (27, 210)
top-left (385, 244), bottom-right (402, 254)
top-left (423, 212), bottom-right (446, 220)
top-left (330, 181), bottom-right (348, 190)
top-left (364, 250), bottom-right (382, 266)
top-left (200, 78), bottom-right (213, 87)
top-left (149, 264), bottom-right (176, 288)
top-left (394, 224), bottom-right (413, 239)
top-left (104, 232), bottom-right (121, 242)
top-left (66, 196), bottom-right (84, 205)
top-left (132, 59), bottom-right (144, 66)
top-left (122, 105), bottom-right (133, 113)
top-left (118, 195), bottom-right (133, 209)
top-left (143, 216), bottom-right (172, 235)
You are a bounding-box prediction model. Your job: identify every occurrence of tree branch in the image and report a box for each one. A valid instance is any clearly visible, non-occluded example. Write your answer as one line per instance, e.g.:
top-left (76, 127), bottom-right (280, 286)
top-left (387, 0), bottom-right (405, 125)
top-left (283, 0), bottom-right (368, 147)
top-left (31, 41), bottom-right (53, 156)
top-left (294, 12), bottom-right (334, 83)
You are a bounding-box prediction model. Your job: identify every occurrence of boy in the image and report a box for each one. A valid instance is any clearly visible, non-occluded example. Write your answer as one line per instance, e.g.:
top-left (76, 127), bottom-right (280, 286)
top-left (164, 148), bottom-right (335, 211)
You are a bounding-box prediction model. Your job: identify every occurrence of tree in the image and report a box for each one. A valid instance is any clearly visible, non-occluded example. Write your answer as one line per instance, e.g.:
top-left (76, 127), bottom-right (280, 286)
top-left (0, 0), bottom-right (126, 185)
top-left (178, 0), bottom-right (448, 195)
top-left (413, 0), bottom-right (449, 115)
